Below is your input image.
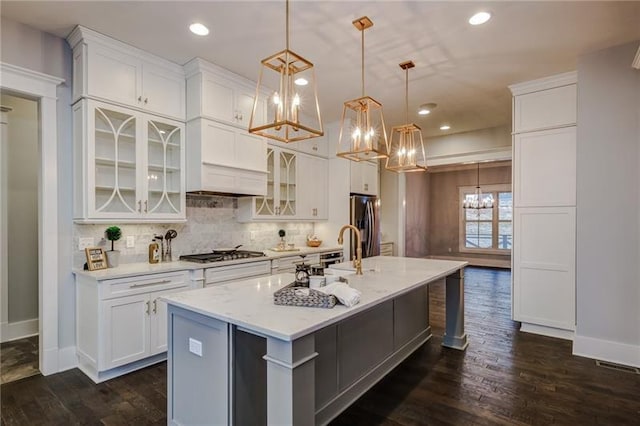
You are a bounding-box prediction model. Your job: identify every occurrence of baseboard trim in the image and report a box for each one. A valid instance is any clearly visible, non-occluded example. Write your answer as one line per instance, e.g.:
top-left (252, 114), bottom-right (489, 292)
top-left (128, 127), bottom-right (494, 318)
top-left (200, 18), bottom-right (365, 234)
top-left (520, 322), bottom-right (574, 341)
top-left (573, 334), bottom-right (640, 368)
top-left (429, 255), bottom-right (510, 269)
top-left (58, 346), bottom-right (78, 372)
top-left (0, 318), bottom-right (38, 343)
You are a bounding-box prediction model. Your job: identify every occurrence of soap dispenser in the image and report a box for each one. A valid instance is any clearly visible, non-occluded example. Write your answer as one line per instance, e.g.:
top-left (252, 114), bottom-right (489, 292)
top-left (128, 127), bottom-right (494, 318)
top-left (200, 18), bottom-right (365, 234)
top-left (149, 240), bottom-right (160, 264)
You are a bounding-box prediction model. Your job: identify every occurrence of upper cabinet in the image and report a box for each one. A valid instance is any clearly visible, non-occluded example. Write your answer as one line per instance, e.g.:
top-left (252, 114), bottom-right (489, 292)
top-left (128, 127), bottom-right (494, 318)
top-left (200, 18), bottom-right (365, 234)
top-left (185, 58), bottom-right (266, 129)
top-left (183, 58), bottom-right (268, 196)
top-left (510, 72), bottom-right (577, 133)
top-left (68, 26), bottom-right (186, 121)
top-left (73, 99), bottom-right (185, 222)
top-left (350, 160), bottom-right (379, 196)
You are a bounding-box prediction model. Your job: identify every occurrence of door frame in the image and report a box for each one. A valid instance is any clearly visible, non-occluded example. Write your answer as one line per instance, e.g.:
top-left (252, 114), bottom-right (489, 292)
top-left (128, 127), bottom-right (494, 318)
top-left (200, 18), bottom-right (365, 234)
top-left (1, 62), bottom-right (64, 375)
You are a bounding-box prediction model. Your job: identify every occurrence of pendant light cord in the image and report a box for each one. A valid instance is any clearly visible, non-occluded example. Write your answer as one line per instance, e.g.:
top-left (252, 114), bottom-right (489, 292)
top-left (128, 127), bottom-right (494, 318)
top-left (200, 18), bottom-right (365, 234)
top-left (405, 67), bottom-right (409, 124)
top-left (285, 0), bottom-right (289, 50)
top-left (361, 26), bottom-right (365, 97)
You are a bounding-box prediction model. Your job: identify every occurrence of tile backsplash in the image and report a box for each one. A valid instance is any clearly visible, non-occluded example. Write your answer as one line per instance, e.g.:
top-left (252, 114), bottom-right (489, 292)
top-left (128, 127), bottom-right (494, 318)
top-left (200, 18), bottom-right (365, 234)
top-left (73, 195), bottom-right (316, 267)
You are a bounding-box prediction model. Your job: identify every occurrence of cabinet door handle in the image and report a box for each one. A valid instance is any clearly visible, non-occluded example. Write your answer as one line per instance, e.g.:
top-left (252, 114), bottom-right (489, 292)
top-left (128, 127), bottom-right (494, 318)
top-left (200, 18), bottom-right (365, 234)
top-left (144, 97), bottom-right (148, 104)
top-left (145, 301), bottom-right (150, 315)
top-left (312, 146), bottom-right (318, 151)
top-left (138, 200), bottom-right (142, 212)
top-left (144, 200), bottom-right (148, 213)
top-left (364, 183), bottom-right (369, 191)
top-left (138, 96), bottom-right (142, 102)
top-left (130, 279), bottom-right (172, 289)
top-left (152, 299), bottom-right (157, 314)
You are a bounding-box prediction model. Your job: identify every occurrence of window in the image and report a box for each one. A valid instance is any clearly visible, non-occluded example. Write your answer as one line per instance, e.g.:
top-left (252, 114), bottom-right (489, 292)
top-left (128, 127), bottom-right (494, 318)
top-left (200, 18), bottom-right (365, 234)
top-left (459, 184), bottom-right (512, 254)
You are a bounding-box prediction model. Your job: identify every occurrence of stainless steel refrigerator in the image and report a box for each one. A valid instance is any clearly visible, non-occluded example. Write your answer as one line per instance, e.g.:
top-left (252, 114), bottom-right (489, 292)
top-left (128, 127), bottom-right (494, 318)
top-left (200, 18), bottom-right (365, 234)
top-left (350, 194), bottom-right (380, 260)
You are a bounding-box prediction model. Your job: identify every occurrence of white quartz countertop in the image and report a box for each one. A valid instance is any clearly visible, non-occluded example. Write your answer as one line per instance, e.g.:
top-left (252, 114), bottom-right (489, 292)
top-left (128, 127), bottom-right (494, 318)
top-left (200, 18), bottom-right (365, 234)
top-left (162, 257), bottom-right (467, 341)
top-left (73, 245), bottom-right (343, 280)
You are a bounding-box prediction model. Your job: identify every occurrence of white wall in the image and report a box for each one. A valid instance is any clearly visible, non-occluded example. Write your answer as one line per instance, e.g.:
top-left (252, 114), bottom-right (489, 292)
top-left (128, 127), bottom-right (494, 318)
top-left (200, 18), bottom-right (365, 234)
top-left (1, 94), bottom-right (39, 325)
top-left (575, 40), bottom-right (640, 367)
top-left (425, 125), bottom-right (512, 166)
top-left (1, 17), bottom-right (75, 349)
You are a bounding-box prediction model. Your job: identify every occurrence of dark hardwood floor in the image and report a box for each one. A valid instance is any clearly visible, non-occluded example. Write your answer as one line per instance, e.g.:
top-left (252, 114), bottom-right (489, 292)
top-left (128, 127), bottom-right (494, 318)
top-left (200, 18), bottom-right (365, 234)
top-left (1, 267), bottom-right (639, 425)
top-left (1, 335), bottom-right (39, 385)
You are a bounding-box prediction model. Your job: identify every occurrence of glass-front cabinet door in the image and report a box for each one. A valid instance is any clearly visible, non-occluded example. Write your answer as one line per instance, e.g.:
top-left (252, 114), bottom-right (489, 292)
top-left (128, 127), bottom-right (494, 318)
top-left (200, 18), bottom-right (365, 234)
top-left (255, 148), bottom-right (276, 216)
top-left (278, 150), bottom-right (296, 217)
top-left (145, 119), bottom-right (184, 219)
top-left (253, 146), bottom-right (296, 218)
top-left (92, 104), bottom-right (140, 218)
top-left (77, 99), bottom-right (185, 222)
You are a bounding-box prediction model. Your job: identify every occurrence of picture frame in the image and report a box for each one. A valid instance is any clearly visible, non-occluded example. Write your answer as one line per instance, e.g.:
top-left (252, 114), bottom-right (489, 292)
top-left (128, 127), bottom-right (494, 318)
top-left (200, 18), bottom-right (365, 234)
top-left (85, 247), bottom-right (108, 271)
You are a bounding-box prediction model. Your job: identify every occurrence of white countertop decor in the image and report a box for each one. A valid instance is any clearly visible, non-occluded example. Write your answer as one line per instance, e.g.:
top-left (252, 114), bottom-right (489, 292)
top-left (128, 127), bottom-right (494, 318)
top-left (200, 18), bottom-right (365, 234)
top-left (162, 257), bottom-right (467, 341)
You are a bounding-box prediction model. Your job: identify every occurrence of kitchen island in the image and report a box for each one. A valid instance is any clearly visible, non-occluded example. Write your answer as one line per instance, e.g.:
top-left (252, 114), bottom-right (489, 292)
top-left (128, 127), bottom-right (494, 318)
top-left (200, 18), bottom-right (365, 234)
top-left (162, 257), bottom-right (467, 425)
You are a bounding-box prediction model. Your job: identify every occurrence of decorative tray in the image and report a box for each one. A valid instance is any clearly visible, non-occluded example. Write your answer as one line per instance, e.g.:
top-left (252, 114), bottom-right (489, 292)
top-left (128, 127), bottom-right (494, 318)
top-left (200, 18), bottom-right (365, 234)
top-left (274, 282), bottom-right (336, 308)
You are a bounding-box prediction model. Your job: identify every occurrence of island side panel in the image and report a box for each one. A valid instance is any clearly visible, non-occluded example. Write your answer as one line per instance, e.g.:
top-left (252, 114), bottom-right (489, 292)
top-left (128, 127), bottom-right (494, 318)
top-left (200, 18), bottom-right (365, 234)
top-left (167, 305), bottom-right (229, 426)
top-left (442, 268), bottom-right (469, 350)
top-left (394, 285), bottom-right (431, 350)
top-left (264, 333), bottom-right (318, 426)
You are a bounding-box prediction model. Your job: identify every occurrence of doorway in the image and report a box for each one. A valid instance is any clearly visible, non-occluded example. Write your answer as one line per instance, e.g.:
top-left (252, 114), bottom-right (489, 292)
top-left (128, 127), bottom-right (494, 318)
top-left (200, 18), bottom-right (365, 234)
top-left (0, 92), bottom-right (40, 383)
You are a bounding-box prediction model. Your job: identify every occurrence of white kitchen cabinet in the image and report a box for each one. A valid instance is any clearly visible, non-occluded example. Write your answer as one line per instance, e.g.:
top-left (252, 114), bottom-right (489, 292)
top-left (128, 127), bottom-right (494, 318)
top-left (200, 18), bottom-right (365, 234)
top-left (185, 58), bottom-right (266, 129)
top-left (73, 99), bottom-right (186, 223)
top-left (297, 153), bottom-right (328, 220)
top-left (76, 270), bottom-right (190, 382)
top-left (186, 119), bottom-right (267, 196)
top-left (237, 146), bottom-right (298, 221)
top-left (350, 160), bottom-right (379, 196)
top-left (514, 127), bottom-right (576, 207)
top-left (509, 71), bottom-right (577, 339)
top-left (68, 25), bottom-right (186, 121)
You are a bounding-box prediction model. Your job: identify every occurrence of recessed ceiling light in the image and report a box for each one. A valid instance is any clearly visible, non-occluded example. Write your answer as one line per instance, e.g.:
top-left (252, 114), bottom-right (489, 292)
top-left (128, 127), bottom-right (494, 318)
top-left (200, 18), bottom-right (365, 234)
top-left (469, 12), bottom-right (491, 26)
top-left (418, 102), bottom-right (437, 116)
top-left (189, 23), bottom-right (210, 36)
top-left (440, 124), bottom-right (451, 130)
top-left (294, 78), bottom-right (308, 86)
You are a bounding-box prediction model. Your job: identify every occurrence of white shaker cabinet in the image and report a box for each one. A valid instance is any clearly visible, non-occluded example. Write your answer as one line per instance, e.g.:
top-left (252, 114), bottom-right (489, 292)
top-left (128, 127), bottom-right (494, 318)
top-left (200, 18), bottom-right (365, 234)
top-left (73, 99), bottom-right (186, 222)
top-left (509, 71), bottom-right (577, 340)
top-left (68, 26), bottom-right (186, 121)
top-left (297, 153), bottom-right (328, 220)
top-left (185, 58), bottom-right (266, 128)
top-left (76, 270), bottom-right (190, 383)
top-left (350, 160), bottom-right (379, 196)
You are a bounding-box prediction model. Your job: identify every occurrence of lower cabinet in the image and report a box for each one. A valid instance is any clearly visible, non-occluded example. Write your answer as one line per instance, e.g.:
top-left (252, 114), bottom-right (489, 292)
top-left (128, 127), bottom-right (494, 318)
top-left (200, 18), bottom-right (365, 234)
top-left (76, 270), bottom-right (190, 382)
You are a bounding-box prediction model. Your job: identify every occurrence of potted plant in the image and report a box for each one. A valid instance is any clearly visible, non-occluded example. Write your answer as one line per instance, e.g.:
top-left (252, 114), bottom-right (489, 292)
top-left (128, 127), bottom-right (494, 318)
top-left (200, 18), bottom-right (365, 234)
top-left (105, 226), bottom-right (122, 268)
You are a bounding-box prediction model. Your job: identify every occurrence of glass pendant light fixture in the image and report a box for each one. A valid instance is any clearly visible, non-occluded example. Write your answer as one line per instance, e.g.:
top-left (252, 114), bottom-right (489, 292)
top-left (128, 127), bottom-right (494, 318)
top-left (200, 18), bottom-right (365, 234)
top-left (337, 16), bottom-right (389, 162)
top-left (248, 0), bottom-right (323, 143)
top-left (463, 163), bottom-right (494, 209)
top-left (386, 60), bottom-right (427, 173)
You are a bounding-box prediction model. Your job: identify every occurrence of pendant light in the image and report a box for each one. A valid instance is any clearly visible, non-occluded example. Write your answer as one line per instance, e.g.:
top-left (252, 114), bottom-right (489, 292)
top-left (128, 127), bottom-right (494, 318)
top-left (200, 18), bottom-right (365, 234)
top-left (337, 16), bottom-right (389, 162)
top-left (248, 0), bottom-right (323, 143)
top-left (463, 163), bottom-right (494, 209)
top-left (386, 60), bottom-right (427, 173)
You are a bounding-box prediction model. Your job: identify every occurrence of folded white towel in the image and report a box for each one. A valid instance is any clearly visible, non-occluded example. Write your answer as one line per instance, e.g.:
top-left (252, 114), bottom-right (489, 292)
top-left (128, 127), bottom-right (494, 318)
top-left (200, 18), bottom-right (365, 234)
top-left (318, 282), bottom-right (361, 307)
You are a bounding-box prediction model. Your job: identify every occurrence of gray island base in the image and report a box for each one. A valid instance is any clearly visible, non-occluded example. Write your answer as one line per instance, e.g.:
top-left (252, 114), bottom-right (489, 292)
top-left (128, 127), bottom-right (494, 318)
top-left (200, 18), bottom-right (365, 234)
top-left (162, 257), bottom-right (468, 425)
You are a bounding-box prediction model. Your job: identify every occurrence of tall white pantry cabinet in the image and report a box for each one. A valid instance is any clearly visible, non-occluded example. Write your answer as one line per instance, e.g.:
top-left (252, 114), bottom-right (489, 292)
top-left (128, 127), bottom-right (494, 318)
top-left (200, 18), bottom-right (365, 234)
top-left (509, 72), bottom-right (577, 340)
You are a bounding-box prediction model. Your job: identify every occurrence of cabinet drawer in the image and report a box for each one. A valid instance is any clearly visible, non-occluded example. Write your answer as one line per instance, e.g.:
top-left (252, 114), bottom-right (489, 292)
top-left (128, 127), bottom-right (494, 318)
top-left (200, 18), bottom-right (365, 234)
top-left (205, 260), bottom-right (271, 286)
top-left (99, 271), bottom-right (189, 300)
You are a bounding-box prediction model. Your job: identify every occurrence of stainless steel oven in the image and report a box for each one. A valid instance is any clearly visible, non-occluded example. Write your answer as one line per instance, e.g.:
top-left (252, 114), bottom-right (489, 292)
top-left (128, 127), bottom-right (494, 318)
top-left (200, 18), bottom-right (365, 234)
top-left (319, 250), bottom-right (344, 268)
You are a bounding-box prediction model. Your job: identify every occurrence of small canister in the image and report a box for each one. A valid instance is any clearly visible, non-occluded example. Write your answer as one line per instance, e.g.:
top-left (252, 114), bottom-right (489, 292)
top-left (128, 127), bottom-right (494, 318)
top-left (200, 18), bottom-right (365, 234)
top-left (149, 241), bottom-right (160, 264)
top-left (309, 275), bottom-right (326, 289)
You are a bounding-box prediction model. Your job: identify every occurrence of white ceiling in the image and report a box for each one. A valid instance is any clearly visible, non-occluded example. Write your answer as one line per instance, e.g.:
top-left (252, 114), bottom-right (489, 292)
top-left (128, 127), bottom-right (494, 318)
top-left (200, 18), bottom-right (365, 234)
top-left (2, 1), bottom-right (639, 137)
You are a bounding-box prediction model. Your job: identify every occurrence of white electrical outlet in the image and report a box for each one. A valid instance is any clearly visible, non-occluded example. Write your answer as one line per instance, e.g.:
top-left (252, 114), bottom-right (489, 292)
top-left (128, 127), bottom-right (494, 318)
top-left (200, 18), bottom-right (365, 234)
top-left (78, 237), bottom-right (94, 250)
top-left (189, 338), bottom-right (203, 357)
top-left (250, 231), bottom-right (256, 241)
top-left (126, 236), bottom-right (135, 248)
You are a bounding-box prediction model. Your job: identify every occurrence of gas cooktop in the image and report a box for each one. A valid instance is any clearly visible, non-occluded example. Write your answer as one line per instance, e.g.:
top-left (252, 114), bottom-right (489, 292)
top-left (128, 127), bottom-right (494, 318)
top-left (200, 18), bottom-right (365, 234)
top-left (179, 250), bottom-right (266, 263)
